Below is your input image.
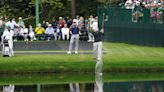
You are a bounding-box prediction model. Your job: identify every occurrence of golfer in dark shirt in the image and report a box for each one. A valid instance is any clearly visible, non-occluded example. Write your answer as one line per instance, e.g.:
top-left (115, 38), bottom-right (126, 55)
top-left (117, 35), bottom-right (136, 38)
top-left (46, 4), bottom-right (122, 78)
top-left (92, 17), bottom-right (104, 60)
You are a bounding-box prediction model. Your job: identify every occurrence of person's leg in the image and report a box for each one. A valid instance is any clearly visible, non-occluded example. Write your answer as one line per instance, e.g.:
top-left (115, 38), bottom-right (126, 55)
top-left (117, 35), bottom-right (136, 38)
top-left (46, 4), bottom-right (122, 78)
top-left (93, 42), bottom-right (98, 59)
top-left (97, 42), bottom-right (103, 60)
top-left (88, 32), bottom-right (92, 42)
top-left (68, 35), bottom-right (75, 54)
top-left (66, 33), bottom-right (69, 40)
top-left (54, 33), bottom-right (57, 41)
top-left (2, 43), bottom-right (4, 55)
top-left (75, 35), bottom-right (79, 54)
top-left (8, 40), bottom-right (14, 56)
top-left (47, 35), bottom-right (50, 41)
top-left (91, 33), bottom-right (94, 42)
top-left (62, 33), bottom-right (65, 40)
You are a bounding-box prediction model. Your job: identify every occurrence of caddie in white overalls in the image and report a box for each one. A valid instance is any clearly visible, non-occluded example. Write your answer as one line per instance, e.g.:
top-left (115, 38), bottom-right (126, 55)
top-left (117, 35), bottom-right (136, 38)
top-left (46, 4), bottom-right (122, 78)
top-left (1, 25), bottom-right (14, 57)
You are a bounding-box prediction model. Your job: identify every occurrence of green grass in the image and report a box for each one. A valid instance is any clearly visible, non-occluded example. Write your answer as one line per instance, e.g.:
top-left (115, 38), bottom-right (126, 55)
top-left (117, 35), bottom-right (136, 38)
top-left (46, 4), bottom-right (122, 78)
top-left (0, 42), bottom-right (164, 73)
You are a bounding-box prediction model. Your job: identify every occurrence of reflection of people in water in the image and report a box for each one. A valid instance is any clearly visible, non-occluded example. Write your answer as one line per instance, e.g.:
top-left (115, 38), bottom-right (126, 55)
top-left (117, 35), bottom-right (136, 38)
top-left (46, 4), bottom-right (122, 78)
top-left (94, 50), bottom-right (103, 92)
top-left (69, 83), bottom-right (80, 92)
top-left (94, 69), bottom-right (103, 92)
top-left (3, 84), bottom-right (15, 92)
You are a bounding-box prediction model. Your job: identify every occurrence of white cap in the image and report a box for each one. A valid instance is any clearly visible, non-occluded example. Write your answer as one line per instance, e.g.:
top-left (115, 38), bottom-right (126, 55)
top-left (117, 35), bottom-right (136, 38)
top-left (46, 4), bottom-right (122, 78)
top-left (19, 17), bottom-right (22, 20)
top-left (59, 17), bottom-right (62, 20)
top-left (48, 24), bottom-right (52, 26)
top-left (37, 24), bottom-right (41, 27)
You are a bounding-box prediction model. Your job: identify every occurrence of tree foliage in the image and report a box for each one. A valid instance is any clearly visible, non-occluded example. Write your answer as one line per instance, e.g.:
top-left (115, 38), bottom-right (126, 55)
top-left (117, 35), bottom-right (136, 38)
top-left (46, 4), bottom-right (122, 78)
top-left (0, 0), bottom-right (120, 22)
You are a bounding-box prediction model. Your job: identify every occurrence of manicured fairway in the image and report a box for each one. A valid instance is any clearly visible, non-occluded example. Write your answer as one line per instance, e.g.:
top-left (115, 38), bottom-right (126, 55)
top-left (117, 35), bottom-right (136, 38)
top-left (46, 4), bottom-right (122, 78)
top-left (0, 42), bottom-right (164, 73)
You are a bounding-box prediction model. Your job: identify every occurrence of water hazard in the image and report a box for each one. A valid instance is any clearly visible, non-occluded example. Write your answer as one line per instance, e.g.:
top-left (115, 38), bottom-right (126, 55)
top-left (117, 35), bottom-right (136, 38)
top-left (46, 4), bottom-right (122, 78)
top-left (1, 80), bottom-right (164, 92)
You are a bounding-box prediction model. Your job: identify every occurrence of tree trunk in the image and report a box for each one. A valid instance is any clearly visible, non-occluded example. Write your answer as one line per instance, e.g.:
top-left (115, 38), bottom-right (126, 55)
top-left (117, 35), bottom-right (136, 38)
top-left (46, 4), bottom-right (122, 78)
top-left (41, 3), bottom-right (48, 21)
top-left (71, 0), bottom-right (76, 19)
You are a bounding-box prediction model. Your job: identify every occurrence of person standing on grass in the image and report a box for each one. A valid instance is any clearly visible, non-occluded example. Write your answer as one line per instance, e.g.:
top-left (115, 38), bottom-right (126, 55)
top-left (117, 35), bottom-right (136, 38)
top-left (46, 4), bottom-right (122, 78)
top-left (67, 20), bottom-right (81, 54)
top-left (1, 25), bottom-right (14, 57)
top-left (92, 16), bottom-right (104, 60)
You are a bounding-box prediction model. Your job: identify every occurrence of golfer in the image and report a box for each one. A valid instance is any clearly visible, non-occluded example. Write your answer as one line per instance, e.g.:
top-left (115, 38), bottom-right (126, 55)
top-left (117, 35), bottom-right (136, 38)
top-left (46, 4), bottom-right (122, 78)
top-left (92, 16), bottom-right (104, 60)
top-left (67, 21), bottom-right (81, 54)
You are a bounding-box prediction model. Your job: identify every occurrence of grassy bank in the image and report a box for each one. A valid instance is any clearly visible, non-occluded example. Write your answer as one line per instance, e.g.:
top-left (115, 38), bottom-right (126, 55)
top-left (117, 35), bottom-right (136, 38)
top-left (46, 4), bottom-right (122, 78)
top-left (0, 42), bottom-right (164, 73)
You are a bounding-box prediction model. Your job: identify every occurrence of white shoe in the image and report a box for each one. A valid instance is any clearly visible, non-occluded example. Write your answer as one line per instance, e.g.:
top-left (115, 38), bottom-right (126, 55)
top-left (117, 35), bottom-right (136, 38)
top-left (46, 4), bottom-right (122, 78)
top-left (67, 51), bottom-right (71, 54)
top-left (75, 51), bottom-right (78, 54)
top-left (87, 40), bottom-right (91, 42)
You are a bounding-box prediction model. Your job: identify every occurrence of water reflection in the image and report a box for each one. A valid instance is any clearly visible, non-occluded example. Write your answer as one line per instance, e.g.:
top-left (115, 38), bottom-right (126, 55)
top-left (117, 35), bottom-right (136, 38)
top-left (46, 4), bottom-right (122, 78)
top-left (0, 80), bottom-right (164, 92)
top-left (95, 59), bottom-right (103, 92)
top-left (3, 84), bottom-right (15, 92)
top-left (69, 83), bottom-right (80, 92)
top-left (0, 61), bottom-right (164, 92)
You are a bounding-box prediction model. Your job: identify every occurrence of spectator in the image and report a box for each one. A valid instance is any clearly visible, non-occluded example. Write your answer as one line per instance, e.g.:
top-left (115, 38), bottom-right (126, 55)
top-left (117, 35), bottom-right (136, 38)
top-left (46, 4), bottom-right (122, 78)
top-left (0, 17), bottom-right (4, 28)
top-left (35, 24), bottom-right (45, 35)
top-left (67, 17), bottom-right (73, 28)
top-left (41, 21), bottom-right (47, 29)
top-left (88, 15), bottom-right (95, 42)
top-left (132, 0), bottom-right (144, 22)
top-left (124, 0), bottom-right (134, 9)
top-left (61, 24), bottom-right (70, 40)
top-left (45, 24), bottom-right (55, 41)
top-left (51, 19), bottom-right (58, 29)
top-left (5, 19), bottom-right (12, 29)
top-left (21, 26), bottom-right (29, 41)
top-left (55, 24), bottom-right (60, 40)
top-left (28, 25), bottom-right (36, 41)
top-left (35, 24), bottom-right (45, 40)
top-left (17, 17), bottom-right (25, 27)
top-left (58, 17), bottom-right (66, 29)
top-left (10, 18), bottom-right (17, 30)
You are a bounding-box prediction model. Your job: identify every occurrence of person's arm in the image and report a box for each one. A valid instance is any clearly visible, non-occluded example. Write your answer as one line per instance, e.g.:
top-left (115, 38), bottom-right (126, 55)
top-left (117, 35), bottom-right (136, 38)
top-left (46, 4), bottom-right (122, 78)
top-left (1, 30), bottom-right (7, 44)
top-left (100, 28), bottom-right (104, 33)
top-left (35, 28), bottom-right (38, 34)
top-left (42, 28), bottom-right (45, 34)
top-left (69, 25), bottom-right (73, 35)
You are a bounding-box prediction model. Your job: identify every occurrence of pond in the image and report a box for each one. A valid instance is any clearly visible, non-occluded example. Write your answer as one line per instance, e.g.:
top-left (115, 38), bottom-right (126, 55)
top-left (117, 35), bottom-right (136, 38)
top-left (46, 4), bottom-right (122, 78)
top-left (0, 60), bottom-right (164, 92)
top-left (0, 79), bottom-right (164, 92)
top-left (0, 72), bottom-right (164, 92)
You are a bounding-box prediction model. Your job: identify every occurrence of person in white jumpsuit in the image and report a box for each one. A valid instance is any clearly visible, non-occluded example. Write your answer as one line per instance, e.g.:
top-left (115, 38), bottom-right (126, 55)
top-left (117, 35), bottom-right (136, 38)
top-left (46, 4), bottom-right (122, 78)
top-left (1, 26), bottom-right (14, 57)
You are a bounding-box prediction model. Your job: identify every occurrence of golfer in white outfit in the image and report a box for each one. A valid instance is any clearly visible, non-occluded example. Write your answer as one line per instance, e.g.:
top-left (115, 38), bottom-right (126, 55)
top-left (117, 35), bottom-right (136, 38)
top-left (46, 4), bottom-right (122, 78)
top-left (1, 26), bottom-right (14, 57)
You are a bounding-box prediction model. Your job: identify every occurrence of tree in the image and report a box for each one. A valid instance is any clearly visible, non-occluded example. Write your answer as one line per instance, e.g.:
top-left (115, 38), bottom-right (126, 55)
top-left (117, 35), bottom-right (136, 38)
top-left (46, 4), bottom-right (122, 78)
top-left (0, 0), bottom-right (30, 19)
top-left (97, 0), bottom-right (121, 6)
top-left (71, 0), bottom-right (76, 18)
top-left (29, 0), bottom-right (64, 21)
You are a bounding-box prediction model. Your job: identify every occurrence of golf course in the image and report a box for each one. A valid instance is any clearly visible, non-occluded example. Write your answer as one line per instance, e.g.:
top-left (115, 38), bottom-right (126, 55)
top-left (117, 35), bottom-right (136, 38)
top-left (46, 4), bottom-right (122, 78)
top-left (0, 42), bottom-right (164, 74)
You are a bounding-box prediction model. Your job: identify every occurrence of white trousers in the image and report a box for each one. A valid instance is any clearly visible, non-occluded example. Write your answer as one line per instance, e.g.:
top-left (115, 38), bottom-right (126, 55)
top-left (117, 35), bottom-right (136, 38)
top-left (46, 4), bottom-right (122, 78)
top-left (2, 40), bottom-right (14, 56)
top-left (88, 32), bottom-right (94, 42)
top-left (93, 42), bottom-right (103, 60)
top-left (68, 34), bottom-right (79, 52)
top-left (62, 33), bottom-right (69, 40)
